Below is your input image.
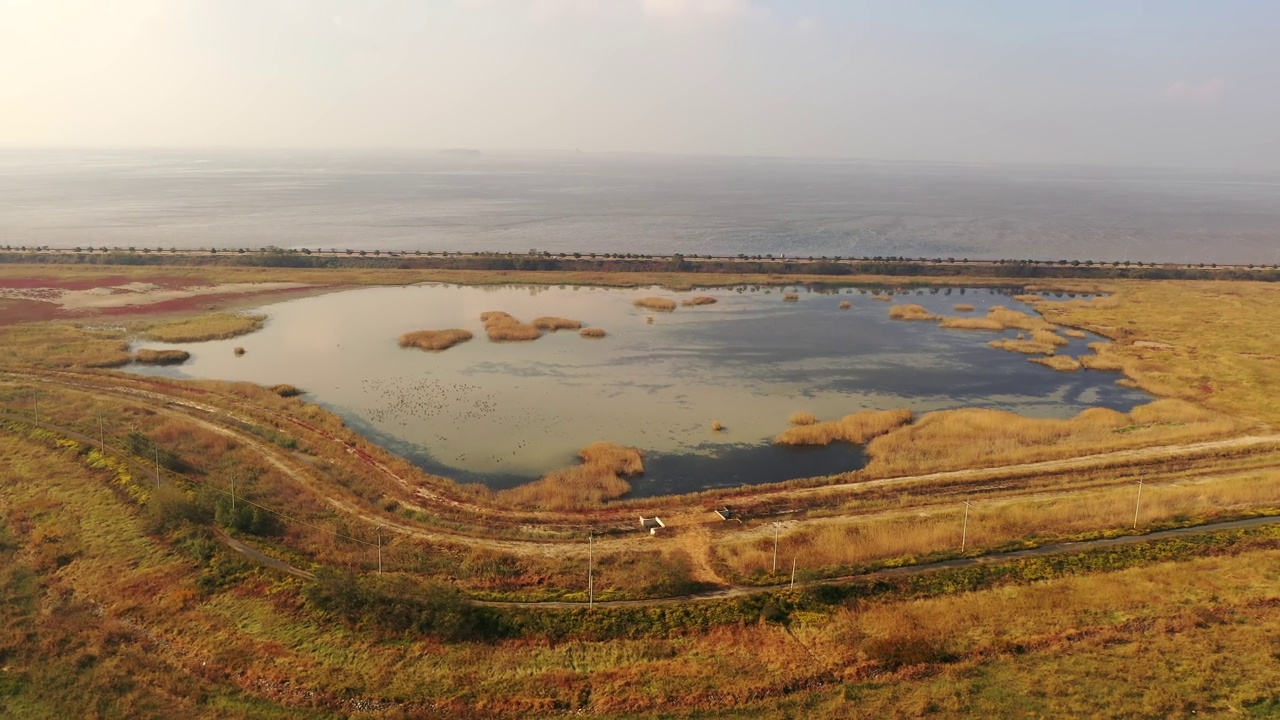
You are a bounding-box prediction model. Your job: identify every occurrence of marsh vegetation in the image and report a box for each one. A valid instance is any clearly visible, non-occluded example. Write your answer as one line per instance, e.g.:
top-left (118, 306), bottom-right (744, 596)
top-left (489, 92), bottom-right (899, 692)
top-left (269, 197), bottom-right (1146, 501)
top-left (132, 348), bottom-right (190, 365)
top-left (399, 328), bottom-right (474, 351)
top-left (481, 311), bottom-right (542, 341)
top-left (140, 312), bottom-right (266, 342)
top-left (633, 297), bottom-right (677, 312)
top-left (775, 409), bottom-right (915, 447)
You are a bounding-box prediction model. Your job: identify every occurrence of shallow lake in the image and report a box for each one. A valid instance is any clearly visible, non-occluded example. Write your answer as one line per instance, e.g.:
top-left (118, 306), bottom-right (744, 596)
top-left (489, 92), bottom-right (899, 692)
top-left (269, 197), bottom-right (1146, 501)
top-left (127, 283), bottom-right (1150, 497)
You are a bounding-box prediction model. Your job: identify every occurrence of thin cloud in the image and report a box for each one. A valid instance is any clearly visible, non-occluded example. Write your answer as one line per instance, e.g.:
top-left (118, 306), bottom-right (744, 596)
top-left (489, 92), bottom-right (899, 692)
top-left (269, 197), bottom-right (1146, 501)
top-left (642, 0), bottom-right (753, 22)
top-left (1163, 77), bottom-right (1224, 103)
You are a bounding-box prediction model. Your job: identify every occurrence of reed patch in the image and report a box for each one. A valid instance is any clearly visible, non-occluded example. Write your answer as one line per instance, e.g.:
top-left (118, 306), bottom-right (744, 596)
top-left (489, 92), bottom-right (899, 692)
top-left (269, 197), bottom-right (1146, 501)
top-left (775, 408), bottom-right (914, 446)
top-left (888, 304), bottom-right (940, 322)
top-left (398, 328), bottom-right (474, 351)
top-left (532, 316), bottom-right (584, 331)
top-left (480, 311), bottom-right (542, 341)
top-left (579, 327), bottom-right (607, 339)
top-left (140, 313), bottom-right (266, 343)
top-left (496, 441), bottom-right (646, 509)
top-left (133, 349), bottom-right (190, 365)
top-left (681, 296), bottom-right (718, 307)
top-left (634, 297), bottom-right (677, 312)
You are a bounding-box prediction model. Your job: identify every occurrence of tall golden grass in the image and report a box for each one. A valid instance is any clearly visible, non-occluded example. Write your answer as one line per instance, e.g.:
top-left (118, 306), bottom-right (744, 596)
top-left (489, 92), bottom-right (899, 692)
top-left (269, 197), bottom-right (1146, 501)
top-left (270, 384), bottom-right (305, 397)
top-left (1030, 355), bottom-right (1082, 372)
top-left (1063, 328), bottom-right (1088, 339)
top-left (634, 297), bottom-right (677, 312)
top-left (579, 327), bottom-right (607, 338)
top-left (133, 349), bottom-right (190, 365)
top-left (789, 411), bottom-right (819, 426)
top-left (953, 303), bottom-right (976, 312)
top-left (497, 441), bottom-right (645, 509)
top-left (775, 408), bottom-right (914, 446)
top-left (987, 338), bottom-right (1057, 355)
top-left (986, 305), bottom-right (1058, 332)
top-left (1013, 293), bottom-right (1043, 304)
top-left (783, 293), bottom-right (800, 302)
top-left (888, 304), bottom-right (940, 321)
top-left (682, 296), bottom-right (718, 306)
top-left (939, 316), bottom-right (1005, 331)
top-left (864, 399), bottom-right (1237, 476)
top-left (398, 328), bottom-right (473, 351)
top-left (711, 420), bottom-right (725, 432)
top-left (141, 313), bottom-right (266, 342)
top-left (532, 316), bottom-right (583, 330)
top-left (721, 469), bottom-right (1280, 577)
top-left (871, 294), bottom-right (893, 302)
top-left (481, 311), bottom-right (542, 341)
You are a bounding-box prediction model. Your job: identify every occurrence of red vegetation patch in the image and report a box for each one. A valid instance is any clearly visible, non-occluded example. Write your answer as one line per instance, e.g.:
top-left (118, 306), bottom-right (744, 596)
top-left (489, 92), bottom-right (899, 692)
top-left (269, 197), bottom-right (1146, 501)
top-left (0, 298), bottom-right (69, 325)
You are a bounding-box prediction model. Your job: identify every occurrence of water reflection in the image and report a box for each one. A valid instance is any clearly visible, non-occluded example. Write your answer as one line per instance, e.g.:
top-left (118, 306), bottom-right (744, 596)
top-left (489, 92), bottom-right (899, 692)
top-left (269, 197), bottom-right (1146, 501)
top-left (126, 283), bottom-right (1149, 494)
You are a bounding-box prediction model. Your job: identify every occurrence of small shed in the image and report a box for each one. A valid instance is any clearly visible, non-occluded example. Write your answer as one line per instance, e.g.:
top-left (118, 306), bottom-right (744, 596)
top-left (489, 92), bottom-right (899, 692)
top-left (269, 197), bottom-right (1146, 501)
top-left (640, 516), bottom-right (665, 535)
top-left (714, 507), bottom-right (735, 521)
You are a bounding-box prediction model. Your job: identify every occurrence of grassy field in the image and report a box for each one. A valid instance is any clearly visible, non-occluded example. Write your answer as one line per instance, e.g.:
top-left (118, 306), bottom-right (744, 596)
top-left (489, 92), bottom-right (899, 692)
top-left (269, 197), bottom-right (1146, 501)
top-left (1, 429), bottom-right (1275, 717)
top-left (3, 264), bottom-right (1280, 715)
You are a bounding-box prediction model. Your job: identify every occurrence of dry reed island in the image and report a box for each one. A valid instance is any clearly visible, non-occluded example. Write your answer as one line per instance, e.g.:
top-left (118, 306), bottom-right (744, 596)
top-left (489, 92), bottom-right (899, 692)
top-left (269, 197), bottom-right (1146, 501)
top-left (0, 249), bottom-right (1277, 718)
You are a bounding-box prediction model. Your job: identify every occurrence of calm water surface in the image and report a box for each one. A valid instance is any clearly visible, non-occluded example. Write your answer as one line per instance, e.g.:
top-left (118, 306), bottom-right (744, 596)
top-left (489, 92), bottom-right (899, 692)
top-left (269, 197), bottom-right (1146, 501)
top-left (127, 284), bottom-right (1149, 496)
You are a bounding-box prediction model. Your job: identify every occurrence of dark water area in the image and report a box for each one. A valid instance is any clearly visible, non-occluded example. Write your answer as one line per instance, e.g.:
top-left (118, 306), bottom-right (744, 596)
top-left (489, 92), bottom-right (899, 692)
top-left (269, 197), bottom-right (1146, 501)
top-left (4, 149), bottom-right (1280, 265)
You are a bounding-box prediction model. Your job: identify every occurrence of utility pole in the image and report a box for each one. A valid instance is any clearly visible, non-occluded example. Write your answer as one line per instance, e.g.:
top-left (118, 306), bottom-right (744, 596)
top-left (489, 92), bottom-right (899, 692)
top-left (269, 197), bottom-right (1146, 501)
top-left (790, 556), bottom-right (796, 590)
top-left (588, 532), bottom-right (594, 609)
top-left (230, 475), bottom-right (236, 512)
top-left (98, 414), bottom-right (105, 451)
top-left (154, 446), bottom-right (160, 489)
top-left (773, 523), bottom-right (781, 574)
top-left (1133, 480), bottom-right (1144, 529)
top-left (961, 501), bottom-right (972, 551)
top-left (376, 525), bottom-right (384, 575)
top-left (33, 391), bottom-right (38, 424)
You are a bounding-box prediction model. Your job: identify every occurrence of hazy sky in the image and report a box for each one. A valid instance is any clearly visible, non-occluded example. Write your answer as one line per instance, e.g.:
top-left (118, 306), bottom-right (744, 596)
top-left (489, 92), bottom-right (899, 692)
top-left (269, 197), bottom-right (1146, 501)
top-left (3, 0), bottom-right (1278, 170)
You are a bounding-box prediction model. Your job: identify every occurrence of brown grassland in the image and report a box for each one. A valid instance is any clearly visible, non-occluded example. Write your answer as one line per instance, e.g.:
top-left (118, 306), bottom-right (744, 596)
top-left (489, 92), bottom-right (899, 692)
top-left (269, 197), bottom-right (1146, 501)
top-left (1, 265), bottom-right (1280, 716)
top-left (399, 328), bottom-right (474, 351)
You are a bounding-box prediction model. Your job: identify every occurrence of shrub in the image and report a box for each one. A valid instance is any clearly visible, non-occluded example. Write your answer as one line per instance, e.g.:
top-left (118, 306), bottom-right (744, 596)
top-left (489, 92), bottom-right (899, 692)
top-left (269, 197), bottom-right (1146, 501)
top-left (270, 384), bottom-right (304, 397)
top-left (579, 327), bottom-right (607, 338)
top-left (839, 301), bottom-right (852, 309)
top-left (953, 303), bottom-right (976, 312)
top-left (783, 293), bottom-right (800, 302)
top-left (682, 296), bottom-right (718, 306)
top-left (789, 411), bottom-right (819, 426)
